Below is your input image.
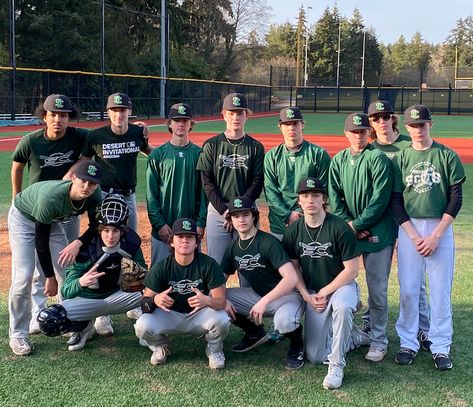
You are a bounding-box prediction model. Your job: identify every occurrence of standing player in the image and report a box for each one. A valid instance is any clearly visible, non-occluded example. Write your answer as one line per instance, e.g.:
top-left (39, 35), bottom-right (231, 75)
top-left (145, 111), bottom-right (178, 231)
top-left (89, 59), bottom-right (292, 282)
top-left (81, 92), bottom-right (153, 232)
top-left (37, 195), bottom-right (146, 351)
top-left (147, 103), bottom-right (207, 265)
top-left (135, 218), bottom-right (230, 369)
top-left (329, 113), bottom-right (396, 362)
top-left (392, 105), bottom-right (465, 370)
top-left (283, 177), bottom-right (368, 389)
top-left (220, 196), bottom-right (304, 370)
top-left (264, 106), bottom-right (331, 240)
top-left (367, 100), bottom-right (431, 352)
top-left (8, 160), bottom-right (102, 356)
top-left (196, 92), bottom-right (265, 264)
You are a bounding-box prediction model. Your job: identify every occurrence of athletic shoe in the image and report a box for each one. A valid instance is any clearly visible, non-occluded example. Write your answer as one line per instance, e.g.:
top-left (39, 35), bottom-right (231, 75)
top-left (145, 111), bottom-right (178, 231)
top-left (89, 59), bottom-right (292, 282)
top-left (322, 363), bottom-right (344, 390)
top-left (433, 353), bottom-right (453, 371)
top-left (206, 346), bottom-right (225, 369)
top-left (68, 322), bottom-right (96, 351)
top-left (29, 319), bottom-right (41, 335)
top-left (150, 345), bottom-right (171, 366)
top-left (359, 320), bottom-right (371, 334)
top-left (231, 332), bottom-right (268, 353)
top-left (66, 332), bottom-right (80, 346)
top-left (9, 337), bottom-right (33, 356)
top-left (351, 325), bottom-right (371, 348)
top-left (417, 330), bottom-right (432, 352)
top-left (395, 348), bottom-right (417, 365)
top-left (266, 329), bottom-right (285, 344)
top-left (365, 345), bottom-right (387, 362)
top-left (94, 316), bottom-right (114, 336)
top-left (126, 307), bottom-right (143, 320)
top-left (285, 345), bottom-right (304, 370)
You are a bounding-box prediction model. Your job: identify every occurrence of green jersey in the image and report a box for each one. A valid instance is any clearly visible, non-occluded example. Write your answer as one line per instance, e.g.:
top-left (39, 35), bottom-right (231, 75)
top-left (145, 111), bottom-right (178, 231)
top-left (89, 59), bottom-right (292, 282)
top-left (393, 141), bottom-right (466, 218)
top-left (329, 144), bottom-right (396, 252)
top-left (196, 132), bottom-right (265, 202)
top-left (264, 140), bottom-right (331, 234)
top-left (82, 124), bottom-right (149, 190)
top-left (144, 253), bottom-right (225, 314)
top-left (371, 134), bottom-right (412, 160)
top-left (282, 213), bottom-right (360, 292)
top-left (146, 141), bottom-right (207, 240)
top-left (11, 127), bottom-right (89, 184)
top-left (220, 230), bottom-right (290, 297)
top-left (14, 180), bottom-right (102, 223)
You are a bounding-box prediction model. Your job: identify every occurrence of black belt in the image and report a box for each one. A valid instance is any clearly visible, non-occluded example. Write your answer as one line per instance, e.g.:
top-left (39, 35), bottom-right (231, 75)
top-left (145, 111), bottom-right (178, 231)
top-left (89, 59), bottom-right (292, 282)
top-left (104, 187), bottom-right (135, 197)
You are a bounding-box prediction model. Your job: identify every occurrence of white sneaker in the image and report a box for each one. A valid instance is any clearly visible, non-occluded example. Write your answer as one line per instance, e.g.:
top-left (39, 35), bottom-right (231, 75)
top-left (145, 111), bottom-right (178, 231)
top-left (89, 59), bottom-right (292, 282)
top-left (150, 345), bottom-right (171, 366)
top-left (68, 322), bottom-right (96, 351)
top-left (365, 345), bottom-right (387, 362)
top-left (10, 337), bottom-right (33, 356)
top-left (323, 363), bottom-right (344, 389)
top-left (94, 316), bottom-right (114, 336)
top-left (206, 346), bottom-right (225, 369)
top-left (29, 319), bottom-right (41, 335)
top-left (126, 307), bottom-right (143, 320)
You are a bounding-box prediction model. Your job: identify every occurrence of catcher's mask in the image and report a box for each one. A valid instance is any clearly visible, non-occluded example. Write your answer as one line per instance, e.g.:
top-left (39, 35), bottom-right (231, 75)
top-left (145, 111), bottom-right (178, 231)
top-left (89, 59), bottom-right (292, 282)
top-left (96, 194), bottom-right (129, 229)
top-left (36, 304), bottom-right (88, 336)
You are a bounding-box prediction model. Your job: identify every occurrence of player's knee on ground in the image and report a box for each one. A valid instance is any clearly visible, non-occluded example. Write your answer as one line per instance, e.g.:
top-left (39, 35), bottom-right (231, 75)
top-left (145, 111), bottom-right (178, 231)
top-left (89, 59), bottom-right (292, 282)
top-left (134, 313), bottom-right (157, 340)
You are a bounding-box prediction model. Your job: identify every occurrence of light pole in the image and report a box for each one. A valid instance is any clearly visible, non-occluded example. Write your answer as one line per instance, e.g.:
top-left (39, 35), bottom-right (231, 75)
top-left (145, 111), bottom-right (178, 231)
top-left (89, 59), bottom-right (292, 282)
top-left (304, 6), bottom-right (312, 87)
top-left (336, 18), bottom-right (341, 87)
top-left (361, 30), bottom-right (366, 87)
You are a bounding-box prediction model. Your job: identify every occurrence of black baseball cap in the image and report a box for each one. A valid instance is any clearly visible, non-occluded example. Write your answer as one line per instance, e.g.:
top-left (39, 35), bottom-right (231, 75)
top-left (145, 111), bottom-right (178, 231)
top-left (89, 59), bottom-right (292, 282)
top-left (227, 196), bottom-right (258, 218)
top-left (368, 100), bottom-right (394, 116)
top-left (344, 113), bottom-right (371, 131)
top-left (404, 104), bottom-right (432, 125)
top-left (74, 160), bottom-right (102, 184)
top-left (168, 103), bottom-right (193, 120)
top-left (222, 93), bottom-right (249, 111)
top-left (297, 177), bottom-right (326, 195)
top-left (171, 218), bottom-right (198, 236)
top-left (43, 94), bottom-right (73, 113)
top-left (279, 106), bottom-right (304, 124)
top-left (106, 93), bottom-right (132, 110)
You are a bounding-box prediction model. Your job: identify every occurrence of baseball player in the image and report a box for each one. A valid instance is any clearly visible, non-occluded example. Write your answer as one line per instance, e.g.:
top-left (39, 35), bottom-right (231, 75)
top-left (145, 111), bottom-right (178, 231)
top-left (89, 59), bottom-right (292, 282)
top-left (147, 103), bottom-right (207, 265)
top-left (392, 104), bottom-right (465, 370)
top-left (328, 113), bottom-right (396, 362)
top-left (264, 106), bottom-right (331, 240)
top-left (282, 177), bottom-right (369, 390)
top-left (8, 160), bottom-right (102, 356)
top-left (196, 92), bottom-right (265, 264)
top-left (220, 196), bottom-right (304, 370)
top-left (135, 218), bottom-right (230, 369)
top-left (37, 194), bottom-right (146, 351)
top-left (367, 100), bottom-right (431, 352)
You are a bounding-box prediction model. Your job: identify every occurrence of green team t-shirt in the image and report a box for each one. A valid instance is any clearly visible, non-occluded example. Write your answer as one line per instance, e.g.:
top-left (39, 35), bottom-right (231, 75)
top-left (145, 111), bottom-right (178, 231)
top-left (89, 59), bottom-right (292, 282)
top-left (144, 253), bottom-right (225, 313)
top-left (11, 127), bottom-right (89, 184)
top-left (14, 180), bottom-right (102, 223)
top-left (82, 124), bottom-right (149, 190)
top-left (146, 141), bottom-right (207, 239)
top-left (282, 213), bottom-right (360, 292)
top-left (220, 230), bottom-right (290, 297)
top-left (371, 134), bottom-right (412, 160)
top-left (196, 133), bottom-right (265, 202)
top-left (329, 144), bottom-right (397, 252)
top-left (393, 141), bottom-right (466, 218)
top-left (264, 140), bottom-right (331, 234)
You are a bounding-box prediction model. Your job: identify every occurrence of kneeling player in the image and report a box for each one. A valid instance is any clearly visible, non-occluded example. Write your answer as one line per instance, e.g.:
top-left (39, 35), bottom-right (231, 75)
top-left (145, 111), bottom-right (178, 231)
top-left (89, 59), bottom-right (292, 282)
top-left (221, 197), bottom-right (304, 370)
top-left (135, 218), bottom-right (230, 369)
top-left (37, 195), bottom-right (146, 351)
top-left (283, 178), bottom-right (369, 389)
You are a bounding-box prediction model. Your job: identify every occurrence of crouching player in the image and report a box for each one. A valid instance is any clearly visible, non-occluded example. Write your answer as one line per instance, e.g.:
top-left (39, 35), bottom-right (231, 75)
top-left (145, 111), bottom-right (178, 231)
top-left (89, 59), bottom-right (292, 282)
top-left (135, 218), bottom-right (230, 369)
top-left (37, 194), bottom-right (146, 351)
top-left (221, 196), bottom-right (304, 370)
top-left (283, 178), bottom-right (369, 389)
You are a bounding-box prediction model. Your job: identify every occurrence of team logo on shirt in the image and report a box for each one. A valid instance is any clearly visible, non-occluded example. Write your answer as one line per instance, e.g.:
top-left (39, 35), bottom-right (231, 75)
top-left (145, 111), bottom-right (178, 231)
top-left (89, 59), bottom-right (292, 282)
top-left (177, 151), bottom-right (185, 158)
top-left (405, 161), bottom-right (441, 193)
top-left (219, 154), bottom-right (249, 169)
top-left (39, 151), bottom-right (74, 168)
top-left (102, 141), bottom-right (140, 158)
top-left (299, 241), bottom-right (333, 258)
top-left (235, 254), bottom-right (266, 271)
top-left (169, 279), bottom-right (203, 294)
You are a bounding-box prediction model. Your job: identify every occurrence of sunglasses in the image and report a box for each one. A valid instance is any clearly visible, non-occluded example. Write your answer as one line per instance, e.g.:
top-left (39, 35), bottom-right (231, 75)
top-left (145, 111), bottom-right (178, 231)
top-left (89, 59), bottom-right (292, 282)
top-left (370, 114), bottom-right (392, 123)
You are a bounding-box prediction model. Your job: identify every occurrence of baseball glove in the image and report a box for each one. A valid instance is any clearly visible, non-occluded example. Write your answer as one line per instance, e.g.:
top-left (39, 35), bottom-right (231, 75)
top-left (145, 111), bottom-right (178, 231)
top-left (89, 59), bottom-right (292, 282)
top-left (120, 258), bottom-right (147, 292)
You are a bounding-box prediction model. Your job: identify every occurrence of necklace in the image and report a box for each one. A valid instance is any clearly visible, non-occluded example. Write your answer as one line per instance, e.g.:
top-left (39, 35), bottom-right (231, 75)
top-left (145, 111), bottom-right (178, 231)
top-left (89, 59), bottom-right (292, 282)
top-left (304, 218), bottom-right (325, 243)
top-left (69, 194), bottom-right (85, 212)
top-left (225, 133), bottom-right (246, 147)
top-left (238, 232), bottom-right (257, 251)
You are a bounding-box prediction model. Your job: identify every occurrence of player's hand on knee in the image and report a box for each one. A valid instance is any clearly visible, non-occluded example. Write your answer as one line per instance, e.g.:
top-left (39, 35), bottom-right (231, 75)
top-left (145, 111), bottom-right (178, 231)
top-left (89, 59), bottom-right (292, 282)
top-left (155, 287), bottom-right (174, 311)
top-left (44, 277), bottom-right (59, 297)
top-left (225, 300), bottom-right (236, 320)
top-left (249, 300), bottom-right (267, 325)
top-left (314, 292), bottom-right (329, 313)
top-left (58, 240), bottom-right (83, 267)
top-left (158, 224), bottom-right (172, 243)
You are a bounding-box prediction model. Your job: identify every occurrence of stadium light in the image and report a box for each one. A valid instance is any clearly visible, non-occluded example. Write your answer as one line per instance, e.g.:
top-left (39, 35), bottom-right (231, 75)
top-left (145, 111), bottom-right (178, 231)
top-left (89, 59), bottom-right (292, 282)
top-left (336, 18), bottom-right (341, 87)
top-left (361, 30), bottom-right (366, 87)
top-left (304, 6), bottom-right (312, 87)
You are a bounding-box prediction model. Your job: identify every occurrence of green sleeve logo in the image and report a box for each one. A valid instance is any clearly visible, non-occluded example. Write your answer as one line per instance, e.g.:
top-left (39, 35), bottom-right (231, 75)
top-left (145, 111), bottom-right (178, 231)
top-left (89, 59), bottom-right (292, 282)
top-left (233, 198), bottom-right (243, 208)
top-left (182, 220), bottom-right (191, 230)
top-left (410, 109), bottom-right (420, 119)
top-left (375, 102), bottom-right (384, 110)
top-left (87, 165), bottom-right (98, 176)
top-left (113, 95), bottom-right (123, 105)
top-left (55, 98), bottom-right (64, 108)
top-left (177, 105), bottom-right (186, 115)
top-left (286, 109), bottom-right (295, 119)
top-left (352, 115), bottom-right (362, 125)
top-left (232, 97), bottom-right (241, 107)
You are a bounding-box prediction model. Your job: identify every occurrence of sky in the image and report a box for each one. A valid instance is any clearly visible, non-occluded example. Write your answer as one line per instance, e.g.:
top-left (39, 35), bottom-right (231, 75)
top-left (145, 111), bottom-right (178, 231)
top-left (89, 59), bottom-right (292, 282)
top-left (267, 0), bottom-right (470, 44)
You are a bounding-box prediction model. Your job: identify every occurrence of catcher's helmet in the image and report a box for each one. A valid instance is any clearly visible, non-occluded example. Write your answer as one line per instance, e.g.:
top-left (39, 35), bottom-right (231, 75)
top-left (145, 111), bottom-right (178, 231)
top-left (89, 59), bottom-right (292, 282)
top-left (37, 304), bottom-right (70, 337)
top-left (96, 194), bottom-right (129, 228)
